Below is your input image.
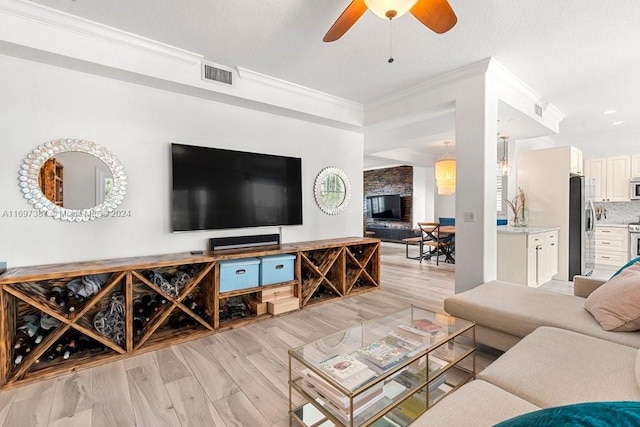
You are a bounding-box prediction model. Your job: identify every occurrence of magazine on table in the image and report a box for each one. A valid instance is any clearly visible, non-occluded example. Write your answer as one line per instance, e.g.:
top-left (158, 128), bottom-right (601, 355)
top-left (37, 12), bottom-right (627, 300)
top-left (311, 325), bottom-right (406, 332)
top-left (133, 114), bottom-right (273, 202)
top-left (319, 353), bottom-right (374, 381)
top-left (357, 337), bottom-right (409, 370)
top-left (412, 318), bottom-right (445, 333)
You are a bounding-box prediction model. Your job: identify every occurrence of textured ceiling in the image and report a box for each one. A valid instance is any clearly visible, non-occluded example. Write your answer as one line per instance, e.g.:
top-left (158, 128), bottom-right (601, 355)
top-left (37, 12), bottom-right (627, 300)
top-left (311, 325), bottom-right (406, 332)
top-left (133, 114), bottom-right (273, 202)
top-left (27, 0), bottom-right (640, 163)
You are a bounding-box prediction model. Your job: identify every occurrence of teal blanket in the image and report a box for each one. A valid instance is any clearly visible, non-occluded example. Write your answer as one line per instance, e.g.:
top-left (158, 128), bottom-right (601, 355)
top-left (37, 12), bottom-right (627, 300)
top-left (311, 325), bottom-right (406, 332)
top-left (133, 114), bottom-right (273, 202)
top-left (495, 402), bottom-right (640, 426)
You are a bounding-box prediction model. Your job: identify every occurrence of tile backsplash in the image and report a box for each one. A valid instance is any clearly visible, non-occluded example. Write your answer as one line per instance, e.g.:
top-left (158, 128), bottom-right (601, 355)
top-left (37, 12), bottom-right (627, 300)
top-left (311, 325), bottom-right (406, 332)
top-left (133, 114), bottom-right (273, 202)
top-left (594, 201), bottom-right (640, 225)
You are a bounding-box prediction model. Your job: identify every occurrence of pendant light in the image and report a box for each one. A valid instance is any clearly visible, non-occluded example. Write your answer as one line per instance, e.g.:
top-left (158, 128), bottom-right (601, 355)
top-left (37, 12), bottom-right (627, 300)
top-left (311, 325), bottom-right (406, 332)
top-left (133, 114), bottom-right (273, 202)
top-left (435, 141), bottom-right (456, 195)
top-left (498, 135), bottom-right (511, 176)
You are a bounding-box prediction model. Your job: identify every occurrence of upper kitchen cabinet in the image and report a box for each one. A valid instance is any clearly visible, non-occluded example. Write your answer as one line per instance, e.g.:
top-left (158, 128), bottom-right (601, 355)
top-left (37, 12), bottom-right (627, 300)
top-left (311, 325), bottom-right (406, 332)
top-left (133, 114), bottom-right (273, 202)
top-left (570, 146), bottom-right (584, 175)
top-left (585, 156), bottom-right (631, 202)
top-left (632, 154), bottom-right (640, 178)
top-left (584, 158), bottom-right (606, 201)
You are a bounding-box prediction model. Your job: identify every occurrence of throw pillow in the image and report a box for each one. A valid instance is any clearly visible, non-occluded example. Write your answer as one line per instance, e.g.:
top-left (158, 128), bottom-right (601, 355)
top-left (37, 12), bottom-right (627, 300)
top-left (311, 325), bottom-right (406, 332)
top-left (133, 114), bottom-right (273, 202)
top-left (612, 256), bottom-right (640, 278)
top-left (584, 264), bottom-right (640, 332)
top-left (494, 401), bottom-right (640, 427)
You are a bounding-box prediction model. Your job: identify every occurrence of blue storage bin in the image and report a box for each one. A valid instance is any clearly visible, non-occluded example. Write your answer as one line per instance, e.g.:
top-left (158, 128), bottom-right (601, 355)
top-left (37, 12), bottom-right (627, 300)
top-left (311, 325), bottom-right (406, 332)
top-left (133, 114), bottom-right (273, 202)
top-left (219, 258), bottom-right (260, 292)
top-left (259, 254), bottom-right (296, 286)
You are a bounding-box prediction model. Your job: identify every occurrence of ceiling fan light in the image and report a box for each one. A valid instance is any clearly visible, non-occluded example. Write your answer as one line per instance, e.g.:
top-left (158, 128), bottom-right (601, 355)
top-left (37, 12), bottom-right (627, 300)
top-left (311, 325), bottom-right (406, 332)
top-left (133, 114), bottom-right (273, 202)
top-left (364, 0), bottom-right (419, 19)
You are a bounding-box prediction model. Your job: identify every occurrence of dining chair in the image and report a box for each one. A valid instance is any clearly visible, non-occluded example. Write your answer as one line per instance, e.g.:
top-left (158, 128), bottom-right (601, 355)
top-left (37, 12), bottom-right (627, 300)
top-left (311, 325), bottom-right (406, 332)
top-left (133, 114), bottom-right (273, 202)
top-left (417, 222), bottom-right (454, 265)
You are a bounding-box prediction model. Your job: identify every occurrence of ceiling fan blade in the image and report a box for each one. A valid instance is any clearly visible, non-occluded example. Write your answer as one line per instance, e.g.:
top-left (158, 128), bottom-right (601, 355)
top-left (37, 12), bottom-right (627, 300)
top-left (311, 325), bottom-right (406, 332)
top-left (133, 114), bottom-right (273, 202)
top-left (410, 0), bottom-right (457, 34)
top-left (323, 0), bottom-right (368, 42)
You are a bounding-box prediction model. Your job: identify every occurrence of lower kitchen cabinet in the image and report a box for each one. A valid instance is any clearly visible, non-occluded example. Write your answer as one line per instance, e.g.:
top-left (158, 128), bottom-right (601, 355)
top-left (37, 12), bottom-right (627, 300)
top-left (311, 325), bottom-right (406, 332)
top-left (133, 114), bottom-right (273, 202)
top-left (594, 225), bottom-right (629, 270)
top-left (498, 227), bottom-right (559, 287)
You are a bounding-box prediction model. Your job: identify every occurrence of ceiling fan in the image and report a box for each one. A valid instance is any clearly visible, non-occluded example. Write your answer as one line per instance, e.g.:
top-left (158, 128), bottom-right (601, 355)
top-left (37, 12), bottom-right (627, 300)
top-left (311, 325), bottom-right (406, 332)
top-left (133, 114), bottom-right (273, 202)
top-left (323, 0), bottom-right (457, 42)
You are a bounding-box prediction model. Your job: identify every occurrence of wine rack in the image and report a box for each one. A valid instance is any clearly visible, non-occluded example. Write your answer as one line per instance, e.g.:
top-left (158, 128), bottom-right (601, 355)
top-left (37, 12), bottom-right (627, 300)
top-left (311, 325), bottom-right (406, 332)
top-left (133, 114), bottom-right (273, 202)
top-left (0, 238), bottom-right (380, 389)
top-left (344, 243), bottom-right (380, 295)
top-left (300, 247), bottom-right (344, 307)
top-left (130, 262), bottom-right (214, 351)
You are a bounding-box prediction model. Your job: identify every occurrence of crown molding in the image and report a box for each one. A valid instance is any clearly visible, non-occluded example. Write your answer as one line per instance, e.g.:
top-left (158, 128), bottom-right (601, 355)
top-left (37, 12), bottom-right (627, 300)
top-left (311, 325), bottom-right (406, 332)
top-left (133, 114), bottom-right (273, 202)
top-left (0, 0), bottom-right (202, 65)
top-left (486, 58), bottom-right (541, 102)
top-left (237, 67), bottom-right (362, 110)
top-left (367, 58), bottom-right (492, 110)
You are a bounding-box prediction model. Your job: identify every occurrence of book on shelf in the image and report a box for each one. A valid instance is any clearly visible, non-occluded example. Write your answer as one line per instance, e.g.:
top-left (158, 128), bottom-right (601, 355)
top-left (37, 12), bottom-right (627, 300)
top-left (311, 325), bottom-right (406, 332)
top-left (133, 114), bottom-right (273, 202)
top-left (357, 337), bottom-right (409, 370)
top-left (301, 368), bottom-right (382, 409)
top-left (326, 391), bottom-right (386, 423)
top-left (301, 368), bottom-right (385, 422)
top-left (386, 392), bottom-right (428, 425)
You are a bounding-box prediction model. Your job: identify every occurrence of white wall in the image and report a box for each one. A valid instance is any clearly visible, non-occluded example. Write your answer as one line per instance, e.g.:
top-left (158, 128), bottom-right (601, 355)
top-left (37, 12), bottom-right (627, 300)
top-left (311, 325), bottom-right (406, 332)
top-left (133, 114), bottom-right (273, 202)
top-left (412, 166), bottom-right (436, 224)
top-left (0, 54), bottom-right (364, 267)
top-left (435, 193), bottom-right (456, 221)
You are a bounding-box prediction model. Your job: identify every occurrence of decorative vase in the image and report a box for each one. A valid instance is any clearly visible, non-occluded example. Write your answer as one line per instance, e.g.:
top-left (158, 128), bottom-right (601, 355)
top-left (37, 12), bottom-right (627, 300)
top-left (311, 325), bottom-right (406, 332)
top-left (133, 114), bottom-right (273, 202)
top-left (510, 210), bottom-right (528, 227)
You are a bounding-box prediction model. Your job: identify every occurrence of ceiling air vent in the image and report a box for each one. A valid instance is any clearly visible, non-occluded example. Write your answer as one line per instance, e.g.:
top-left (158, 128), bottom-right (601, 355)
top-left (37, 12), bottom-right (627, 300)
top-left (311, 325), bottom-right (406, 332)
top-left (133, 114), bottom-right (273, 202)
top-left (534, 104), bottom-right (543, 117)
top-left (201, 61), bottom-right (234, 86)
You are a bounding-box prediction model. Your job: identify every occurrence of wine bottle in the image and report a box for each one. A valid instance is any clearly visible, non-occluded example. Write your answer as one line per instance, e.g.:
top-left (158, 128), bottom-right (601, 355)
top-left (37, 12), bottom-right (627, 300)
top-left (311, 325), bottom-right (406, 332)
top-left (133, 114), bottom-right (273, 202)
top-left (154, 294), bottom-right (167, 305)
top-left (62, 337), bottom-right (76, 360)
top-left (48, 286), bottom-right (62, 302)
top-left (147, 301), bottom-right (160, 313)
top-left (76, 336), bottom-right (91, 354)
top-left (133, 317), bottom-right (145, 336)
top-left (57, 293), bottom-right (69, 310)
top-left (45, 343), bottom-right (64, 361)
top-left (14, 336), bottom-right (27, 350)
top-left (67, 295), bottom-right (84, 313)
top-left (133, 300), bottom-right (145, 315)
top-left (14, 354), bottom-right (23, 365)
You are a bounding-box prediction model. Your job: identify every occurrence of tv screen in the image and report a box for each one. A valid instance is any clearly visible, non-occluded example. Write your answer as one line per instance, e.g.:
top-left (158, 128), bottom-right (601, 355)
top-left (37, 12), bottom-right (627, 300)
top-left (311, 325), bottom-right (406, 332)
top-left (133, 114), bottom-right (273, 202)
top-left (171, 144), bottom-right (303, 231)
top-left (366, 194), bottom-right (402, 220)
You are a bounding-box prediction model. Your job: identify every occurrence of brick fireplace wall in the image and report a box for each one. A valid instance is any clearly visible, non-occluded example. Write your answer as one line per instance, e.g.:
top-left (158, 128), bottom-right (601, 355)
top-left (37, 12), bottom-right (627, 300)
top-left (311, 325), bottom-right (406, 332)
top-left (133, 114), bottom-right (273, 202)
top-left (363, 166), bottom-right (415, 240)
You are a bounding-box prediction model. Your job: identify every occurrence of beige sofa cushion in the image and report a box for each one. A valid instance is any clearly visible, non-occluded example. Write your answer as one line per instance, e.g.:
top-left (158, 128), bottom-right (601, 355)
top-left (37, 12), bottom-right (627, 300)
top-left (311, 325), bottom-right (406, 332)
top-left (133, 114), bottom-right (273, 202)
top-left (636, 349), bottom-right (640, 388)
top-left (478, 326), bottom-right (640, 407)
top-left (411, 380), bottom-right (539, 427)
top-left (444, 280), bottom-right (640, 348)
top-left (584, 264), bottom-right (640, 331)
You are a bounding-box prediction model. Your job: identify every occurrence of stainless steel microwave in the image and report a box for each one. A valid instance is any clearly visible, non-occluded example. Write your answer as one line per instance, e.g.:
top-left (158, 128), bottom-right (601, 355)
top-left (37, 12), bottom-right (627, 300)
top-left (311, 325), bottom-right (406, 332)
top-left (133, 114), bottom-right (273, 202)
top-left (632, 178), bottom-right (640, 200)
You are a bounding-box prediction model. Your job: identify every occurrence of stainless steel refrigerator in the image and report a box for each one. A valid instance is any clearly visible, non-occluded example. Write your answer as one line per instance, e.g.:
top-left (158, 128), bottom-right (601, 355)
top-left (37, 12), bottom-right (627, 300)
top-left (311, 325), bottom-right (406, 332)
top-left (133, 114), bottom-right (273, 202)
top-left (569, 176), bottom-right (596, 279)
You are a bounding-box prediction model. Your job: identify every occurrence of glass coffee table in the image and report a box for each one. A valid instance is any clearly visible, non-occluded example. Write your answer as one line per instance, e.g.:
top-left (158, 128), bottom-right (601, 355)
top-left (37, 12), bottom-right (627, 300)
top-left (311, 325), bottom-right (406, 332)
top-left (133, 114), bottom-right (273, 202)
top-left (288, 306), bottom-right (475, 427)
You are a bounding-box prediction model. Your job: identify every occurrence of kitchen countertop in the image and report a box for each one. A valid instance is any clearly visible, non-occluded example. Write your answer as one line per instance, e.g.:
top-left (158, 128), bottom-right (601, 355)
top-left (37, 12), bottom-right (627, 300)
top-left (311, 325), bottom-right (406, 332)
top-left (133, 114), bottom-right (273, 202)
top-left (497, 225), bottom-right (560, 234)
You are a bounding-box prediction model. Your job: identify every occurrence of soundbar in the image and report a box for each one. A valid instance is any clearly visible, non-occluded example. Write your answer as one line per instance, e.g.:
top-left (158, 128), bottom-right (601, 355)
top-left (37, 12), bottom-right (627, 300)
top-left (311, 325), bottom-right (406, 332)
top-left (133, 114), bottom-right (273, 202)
top-left (209, 234), bottom-right (281, 251)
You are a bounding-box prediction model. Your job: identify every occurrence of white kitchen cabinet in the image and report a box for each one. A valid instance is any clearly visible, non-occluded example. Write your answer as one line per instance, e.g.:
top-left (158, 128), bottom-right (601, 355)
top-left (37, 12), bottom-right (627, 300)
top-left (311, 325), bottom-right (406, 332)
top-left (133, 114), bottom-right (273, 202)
top-left (584, 158), bottom-right (606, 201)
top-left (498, 228), bottom-right (560, 287)
top-left (570, 146), bottom-right (583, 175)
top-left (585, 156), bottom-right (631, 202)
top-left (607, 156), bottom-right (631, 201)
top-left (517, 146), bottom-right (580, 281)
top-left (631, 154), bottom-right (640, 178)
top-left (594, 225), bottom-right (629, 269)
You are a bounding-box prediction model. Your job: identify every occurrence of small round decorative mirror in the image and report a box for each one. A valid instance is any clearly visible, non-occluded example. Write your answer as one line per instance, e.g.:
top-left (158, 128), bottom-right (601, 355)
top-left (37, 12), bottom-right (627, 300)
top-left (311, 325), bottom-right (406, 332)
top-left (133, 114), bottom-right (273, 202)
top-left (314, 167), bottom-right (351, 215)
top-left (18, 138), bottom-right (127, 222)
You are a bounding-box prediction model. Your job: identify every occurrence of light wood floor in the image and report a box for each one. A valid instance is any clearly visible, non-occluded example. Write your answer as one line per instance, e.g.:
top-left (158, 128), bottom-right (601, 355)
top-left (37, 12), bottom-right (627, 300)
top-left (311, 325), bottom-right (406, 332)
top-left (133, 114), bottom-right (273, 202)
top-left (0, 242), bottom-right (571, 426)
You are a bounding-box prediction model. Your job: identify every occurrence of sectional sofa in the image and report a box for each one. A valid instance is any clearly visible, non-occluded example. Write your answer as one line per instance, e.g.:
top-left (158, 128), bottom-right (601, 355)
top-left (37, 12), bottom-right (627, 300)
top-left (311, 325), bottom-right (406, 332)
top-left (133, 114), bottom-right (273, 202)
top-left (412, 272), bottom-right (640, 426)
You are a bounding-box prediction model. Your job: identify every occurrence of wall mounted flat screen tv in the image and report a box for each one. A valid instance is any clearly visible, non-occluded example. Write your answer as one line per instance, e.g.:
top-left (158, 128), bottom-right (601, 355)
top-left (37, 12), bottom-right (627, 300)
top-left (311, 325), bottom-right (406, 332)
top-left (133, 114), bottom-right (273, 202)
top-left (366, 194), bottom-right (402, 220)
top-left (171, 143), bottom-right (303, 231)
